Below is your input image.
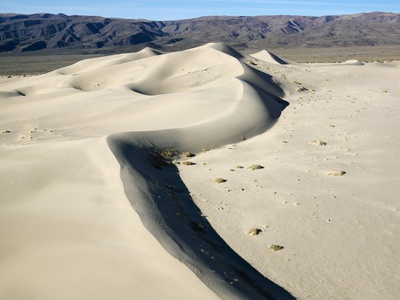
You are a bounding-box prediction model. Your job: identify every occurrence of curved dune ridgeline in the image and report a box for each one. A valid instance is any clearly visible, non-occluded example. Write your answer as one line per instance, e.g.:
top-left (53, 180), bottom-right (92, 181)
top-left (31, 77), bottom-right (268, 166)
top-left (106, 43), bottom-right (292, 299)
top-left (0, 43), bottom-right (291, 299)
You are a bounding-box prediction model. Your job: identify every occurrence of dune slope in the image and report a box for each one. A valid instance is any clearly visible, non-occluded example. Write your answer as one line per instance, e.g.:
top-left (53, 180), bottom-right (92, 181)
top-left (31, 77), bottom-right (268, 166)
top-left (0, 43), bottom-right (290, 299)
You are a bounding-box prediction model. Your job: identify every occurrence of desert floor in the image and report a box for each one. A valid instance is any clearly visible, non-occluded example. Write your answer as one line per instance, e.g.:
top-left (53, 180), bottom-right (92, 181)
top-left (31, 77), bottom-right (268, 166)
top-left (0, 44), bottom-right (399, 299)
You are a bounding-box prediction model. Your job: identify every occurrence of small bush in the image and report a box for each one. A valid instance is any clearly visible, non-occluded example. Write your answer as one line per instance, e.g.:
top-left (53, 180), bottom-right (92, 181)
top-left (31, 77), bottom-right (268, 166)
top-left (247, 228), bottom-right (262, 236)
top-left (247, 165), bottom-right (264, 170)
top-left (215, 178), bottom-right (227, 184)
top-left (297, 86), bottom-right (308, 92)
top-left (327, 170), bottom-right (346, 176)
top-left (183, 151), bottom-right (195, 157)
top-left (269, 244), bottom-right (284, 252)
top-left (148, 148), bottom-right (178, 169)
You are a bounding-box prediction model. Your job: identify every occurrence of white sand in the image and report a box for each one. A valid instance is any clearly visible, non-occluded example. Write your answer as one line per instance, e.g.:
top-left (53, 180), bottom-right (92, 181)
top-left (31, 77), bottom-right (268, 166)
top-left (1, 43), bottom-right (399, 299)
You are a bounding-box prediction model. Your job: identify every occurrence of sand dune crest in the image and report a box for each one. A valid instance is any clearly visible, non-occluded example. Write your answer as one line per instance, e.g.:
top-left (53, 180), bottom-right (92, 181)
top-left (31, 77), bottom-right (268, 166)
top-left (250, 50), bottom-right (288, 65)
top-left (0, 43), bottom-right (290, 299)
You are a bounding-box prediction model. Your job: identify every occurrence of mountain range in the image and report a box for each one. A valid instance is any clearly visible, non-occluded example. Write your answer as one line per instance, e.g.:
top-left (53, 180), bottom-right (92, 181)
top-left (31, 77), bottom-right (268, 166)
top-left (1, 12), bottom-right (399, 53)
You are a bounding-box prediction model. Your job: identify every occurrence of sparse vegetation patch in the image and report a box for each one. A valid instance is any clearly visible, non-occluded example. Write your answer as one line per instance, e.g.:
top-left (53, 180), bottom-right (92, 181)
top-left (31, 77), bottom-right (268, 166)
top-left (247, 164), bottom-right (264, 170)
top-left (269, 244), bottom-right (284, 252)
top-left (215, 178), bottom-right (227, 184)
top-left (297, 86), bottom-right (308, 92)
top-left (247, 228), bottom-right (262, 236)
top-left (148, 148), bottom-right (178, 169)
top-left (327, 170), bottom-right (346, 176)
top-left (183, 151), bottom-right (195, 157)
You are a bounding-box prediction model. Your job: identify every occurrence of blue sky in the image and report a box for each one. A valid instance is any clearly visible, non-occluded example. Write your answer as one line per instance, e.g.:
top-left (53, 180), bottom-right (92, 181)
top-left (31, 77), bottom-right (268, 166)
top-left (1, 0), bottom-right (399, 20)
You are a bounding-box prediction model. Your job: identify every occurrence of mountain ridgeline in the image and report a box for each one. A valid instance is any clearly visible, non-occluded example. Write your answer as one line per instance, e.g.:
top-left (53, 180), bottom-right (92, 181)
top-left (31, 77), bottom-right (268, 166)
top-left (1, 12), bottom-right (399, 53)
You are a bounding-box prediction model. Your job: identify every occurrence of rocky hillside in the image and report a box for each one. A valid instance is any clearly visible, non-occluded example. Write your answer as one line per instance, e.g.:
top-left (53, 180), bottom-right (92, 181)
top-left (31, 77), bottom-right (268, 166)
top-left (0, 12), bottom-right (399, 53)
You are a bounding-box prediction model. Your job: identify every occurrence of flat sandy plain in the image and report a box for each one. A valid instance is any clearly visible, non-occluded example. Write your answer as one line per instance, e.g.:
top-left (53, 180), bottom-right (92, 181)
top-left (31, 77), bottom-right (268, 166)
top-left (0, 44), bottom-right (399, 299)
top-left (1, 44), bottom-right (400, 75)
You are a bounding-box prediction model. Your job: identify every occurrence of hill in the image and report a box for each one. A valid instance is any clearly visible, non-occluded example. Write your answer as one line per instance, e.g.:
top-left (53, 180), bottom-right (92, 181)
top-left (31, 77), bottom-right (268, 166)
top-left (1, 12), bottom-right (400, 53)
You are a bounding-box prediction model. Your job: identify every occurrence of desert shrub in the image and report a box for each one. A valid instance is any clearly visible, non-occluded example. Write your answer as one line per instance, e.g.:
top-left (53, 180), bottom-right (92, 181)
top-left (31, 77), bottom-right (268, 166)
top-left (247, 165), bottom-right (264, 170)
top-left (327, 170), bottom-right (346, 176)
top-left (269, 244), bottom-right (284, 251)
top-left (148, 148), bottom-right (178, 169)
top-left (247, 228), bottom-right (262, 236)
top-left (297, 86), bottom-right (308, 92)
top-left (215, 178), bottom-right (227, 184)
top-left (183, 151), bottom-right (195, 157)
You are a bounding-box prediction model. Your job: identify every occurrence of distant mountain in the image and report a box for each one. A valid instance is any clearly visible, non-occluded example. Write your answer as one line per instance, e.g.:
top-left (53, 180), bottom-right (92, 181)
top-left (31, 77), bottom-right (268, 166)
top-left (0, 12), bottom-right (399, 53)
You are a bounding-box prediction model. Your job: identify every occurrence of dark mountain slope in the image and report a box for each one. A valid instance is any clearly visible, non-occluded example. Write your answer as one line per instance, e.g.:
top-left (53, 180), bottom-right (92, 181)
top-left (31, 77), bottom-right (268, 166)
top-left (0, 12), bottom-right (399, 53)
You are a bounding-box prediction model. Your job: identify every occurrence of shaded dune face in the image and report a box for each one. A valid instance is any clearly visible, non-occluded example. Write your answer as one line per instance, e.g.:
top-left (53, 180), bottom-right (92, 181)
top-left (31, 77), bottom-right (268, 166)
top-left (250, 50), bottom-right (289, 65)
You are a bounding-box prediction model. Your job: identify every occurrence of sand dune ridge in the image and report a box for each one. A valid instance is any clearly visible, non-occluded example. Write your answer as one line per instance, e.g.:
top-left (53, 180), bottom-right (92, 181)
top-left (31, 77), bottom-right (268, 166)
top-left (105, 44), bottom-right (289, 298)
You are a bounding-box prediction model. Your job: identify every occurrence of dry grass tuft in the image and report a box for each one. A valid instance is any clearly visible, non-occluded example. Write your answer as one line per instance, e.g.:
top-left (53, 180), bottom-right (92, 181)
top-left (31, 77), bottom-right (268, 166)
top-left (182, 161), bottom-right (195, 166)
top-left (148, 148), bottom-right (178, 169)
top-left (215, 178), bottom-right (227, 184)
top-left (269, 244), bottom-right (284, 252)
top-left (247, 164), bottom-right (264, 170)
top-left (327, 170), bottom-right (346, 176)
top-left (183, 151), bottom-right (195, 157)
top-left (247, 228), bottom-right (262, 236)
top-left (297, 86), bottom-right (308, 92)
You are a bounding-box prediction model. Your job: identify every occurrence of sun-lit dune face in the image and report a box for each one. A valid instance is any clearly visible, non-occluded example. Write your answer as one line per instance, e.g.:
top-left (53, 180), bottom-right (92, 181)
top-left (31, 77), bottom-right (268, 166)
top-left (59, 46), bottom-right (244, 94)
top-left (1, 43), bottom-right (286, 147)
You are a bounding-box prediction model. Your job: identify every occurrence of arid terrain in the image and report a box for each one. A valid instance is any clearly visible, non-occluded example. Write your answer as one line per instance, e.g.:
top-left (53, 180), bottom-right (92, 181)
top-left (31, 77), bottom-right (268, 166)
top-left (1, 41), bottom-right (399, 299)
top-left (1, 10), bottom-right (400, 300)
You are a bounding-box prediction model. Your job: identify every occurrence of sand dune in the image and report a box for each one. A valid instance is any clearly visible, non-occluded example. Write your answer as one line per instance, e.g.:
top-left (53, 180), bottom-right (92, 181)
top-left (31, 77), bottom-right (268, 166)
top-left (250, 50), bottom-right (288, 65)
top-left (1, 43), bottom-right (399, 299)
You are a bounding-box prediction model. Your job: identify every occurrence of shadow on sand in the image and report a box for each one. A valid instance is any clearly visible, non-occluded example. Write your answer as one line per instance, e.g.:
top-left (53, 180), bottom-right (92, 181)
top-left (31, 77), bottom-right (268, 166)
top-left (107, 137), bottom-right (295, 300)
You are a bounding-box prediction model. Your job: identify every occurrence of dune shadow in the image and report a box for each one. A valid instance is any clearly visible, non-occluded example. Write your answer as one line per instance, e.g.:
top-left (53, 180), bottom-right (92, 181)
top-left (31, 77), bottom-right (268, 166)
top-left (105, 43), bottom-right (294, 298)
top-left (107, 137), bottom-right (296, 300)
